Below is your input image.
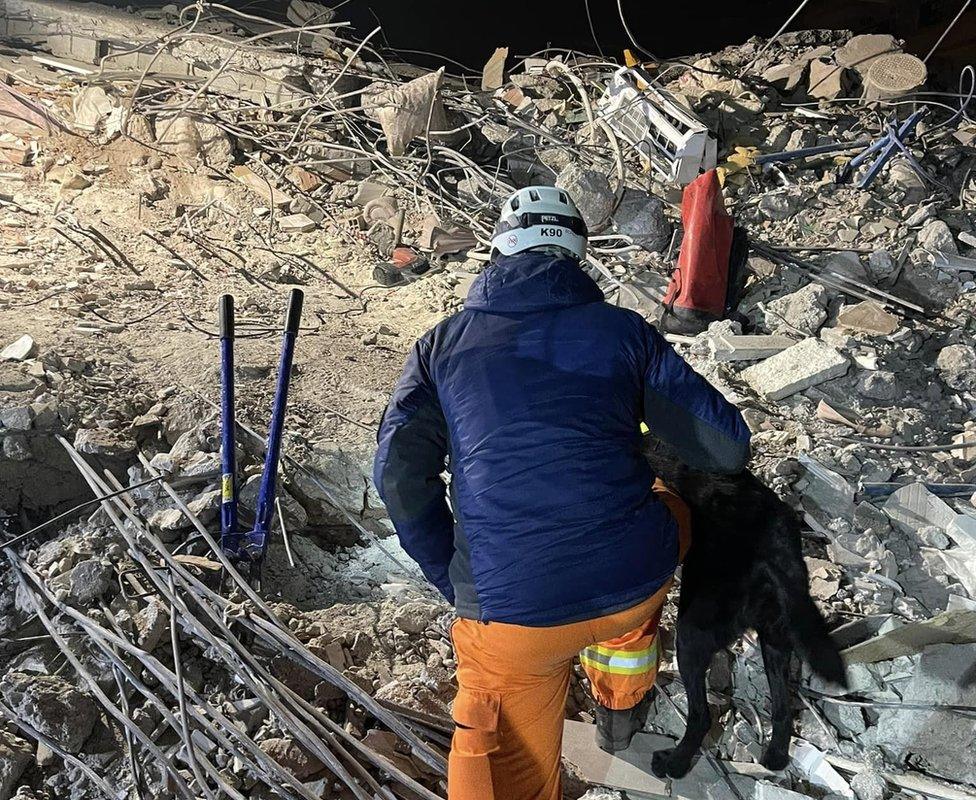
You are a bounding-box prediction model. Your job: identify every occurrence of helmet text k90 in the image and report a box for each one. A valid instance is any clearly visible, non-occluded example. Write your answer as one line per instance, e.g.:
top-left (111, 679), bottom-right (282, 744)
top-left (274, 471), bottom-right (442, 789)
top-left (491, 186), bottom-right (588, 260)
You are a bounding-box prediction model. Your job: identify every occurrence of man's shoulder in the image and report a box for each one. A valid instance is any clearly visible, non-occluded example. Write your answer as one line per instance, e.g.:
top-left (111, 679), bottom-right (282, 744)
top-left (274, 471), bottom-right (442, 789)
top-left (573, 301), bottom-right (649, 338)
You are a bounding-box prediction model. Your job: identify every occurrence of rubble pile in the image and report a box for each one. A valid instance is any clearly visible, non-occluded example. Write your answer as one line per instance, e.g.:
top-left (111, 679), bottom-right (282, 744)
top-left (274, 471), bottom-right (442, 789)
top-left (0, 1), bottom-right (975, 798)
top-left (0, 432), bottom-right (452, 799)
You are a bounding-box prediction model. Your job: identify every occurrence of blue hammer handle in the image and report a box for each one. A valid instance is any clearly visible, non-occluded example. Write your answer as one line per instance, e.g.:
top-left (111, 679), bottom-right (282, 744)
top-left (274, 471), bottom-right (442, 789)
top-left (219, 294), bottom-right (238, 554)
top-left (244, 288), bottom-right (304, 562)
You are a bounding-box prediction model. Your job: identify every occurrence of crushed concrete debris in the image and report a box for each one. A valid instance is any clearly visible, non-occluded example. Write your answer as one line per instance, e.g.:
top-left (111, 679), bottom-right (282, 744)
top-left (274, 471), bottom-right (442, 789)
top-left (0, 732), bottom-right (33, 800)
top-left (0, 335), bottom-right (36, 362)
top-left (709, 333), bottom-right (793, 362)
top-left (1, 3), bottom-right (975, 799)
top-left (764, 283), bottom-right (828, 335)
top-left (0, 672), bottom-right (97, 753)
top-left (741, 339), bottom-right (849, 400)
top-left (836, 301), bottom-right (900, 336)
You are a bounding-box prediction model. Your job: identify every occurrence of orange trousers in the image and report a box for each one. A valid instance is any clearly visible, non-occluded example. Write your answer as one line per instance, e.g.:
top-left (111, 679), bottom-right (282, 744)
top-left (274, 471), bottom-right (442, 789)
top-left (448, 482), bottom-right (691, 800)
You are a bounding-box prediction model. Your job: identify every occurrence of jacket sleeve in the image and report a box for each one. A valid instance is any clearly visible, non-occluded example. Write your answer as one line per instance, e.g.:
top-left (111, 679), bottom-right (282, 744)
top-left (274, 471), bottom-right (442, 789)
top-left (642, 322), bottom-right (751, 473)
top-left (373, 337), bottom-right (456, 602)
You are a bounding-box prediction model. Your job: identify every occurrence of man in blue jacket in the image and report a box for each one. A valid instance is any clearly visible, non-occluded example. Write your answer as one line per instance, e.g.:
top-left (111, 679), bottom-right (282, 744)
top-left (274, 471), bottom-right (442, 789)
top-left (374, 185), bottom-right (750, 800)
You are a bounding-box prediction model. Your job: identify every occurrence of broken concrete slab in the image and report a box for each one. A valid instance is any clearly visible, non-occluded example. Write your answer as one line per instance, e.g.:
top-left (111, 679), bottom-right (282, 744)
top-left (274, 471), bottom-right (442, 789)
top-left (365, 69), bottom-right (452, 157)
top-left (835, 34), bottom-right (900, 75)
top-left (709, 334), bottom-right (794, 362)
top-left (808, 59), bottom-right (848, 100)
top-left (0, 335), bottom-right (36, 362)
top-left (481, 47), bottom-right (508, 91)
top-left (754, 782), bottom-right (814, 800)
top-left (883, 483), bottom-right (956, 534)
top-left (231, 165), bottom-right (293, 209)
top-left (562, 720), bottom-right (760, 800)
top-left (765, 283), bottom-right (828, 335)
top-left (836, 301), bottom-right (899, 336)
top-left (0, 672), bottom-right (97, 753)
top-left (797, 454), bottom-right (855, 520)
top-left (924, 548), bottom-right (976, 600)
top-left (278, 213), bottom-right (318, 233)
top-left (842, 610), bottom-right (976, 663)
top-left (791, 742), bottom-right (853, 798)
top-left (864, 643), bottom-right (976, 786)
top-left (741, 339), bottom-right (848, 401)
top-left (3, 0), bottom-right (310, 107)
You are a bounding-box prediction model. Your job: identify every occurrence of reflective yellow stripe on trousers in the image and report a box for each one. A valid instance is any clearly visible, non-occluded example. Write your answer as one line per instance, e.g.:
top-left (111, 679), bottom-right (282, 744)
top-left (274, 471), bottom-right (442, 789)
top-left (579, 638), bottom-right (659, 676)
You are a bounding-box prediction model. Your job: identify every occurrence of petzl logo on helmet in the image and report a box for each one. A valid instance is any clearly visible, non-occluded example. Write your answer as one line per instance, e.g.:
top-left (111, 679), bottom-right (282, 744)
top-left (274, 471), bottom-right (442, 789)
top-left (507, 234), bottom-right (518, 247)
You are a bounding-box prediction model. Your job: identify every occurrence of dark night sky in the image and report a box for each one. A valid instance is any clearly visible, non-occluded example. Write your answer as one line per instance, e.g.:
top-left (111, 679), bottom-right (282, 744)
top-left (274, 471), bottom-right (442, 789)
top-left (325, 0), bottom-right (975, 78)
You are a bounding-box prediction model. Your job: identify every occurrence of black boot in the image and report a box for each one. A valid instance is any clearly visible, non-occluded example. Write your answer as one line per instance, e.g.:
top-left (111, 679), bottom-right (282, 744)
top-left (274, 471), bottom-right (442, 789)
top-left (594, 693), bottom-right (652, 754)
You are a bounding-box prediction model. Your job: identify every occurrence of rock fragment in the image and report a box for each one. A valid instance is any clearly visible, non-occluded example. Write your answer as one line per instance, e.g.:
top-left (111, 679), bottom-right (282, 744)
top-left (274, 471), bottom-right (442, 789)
top-left (0, 335), bottom-right (36, 362)
top-left (0, 673), bottom-right (97, 753)
top-left (555, 162), bottom-right (614, 231)
top-left (758, 193), bottom-right (795, 221)
top-left (0, 731), bottom-right (33, 800)
top-left (259, 737), bottom-right (324, 780)
top-left (611, 189), bottom-right (671, 252)
top-left (917, 219), bottom-right (958, 255)
top-left (394, 601), bottom-right (439, 634)
top-left (74, 428), bottom-right (137, 458)
top-left (936, 344), bottom-right (976, 391)
top-left (51, 558), bottom-right (113, 606)
top-left (765, 283), bottom-right (828, 335)
top-left (741, 339), bottom-right (848, 401)
top-left (857, 371), bottom-right (899, 401)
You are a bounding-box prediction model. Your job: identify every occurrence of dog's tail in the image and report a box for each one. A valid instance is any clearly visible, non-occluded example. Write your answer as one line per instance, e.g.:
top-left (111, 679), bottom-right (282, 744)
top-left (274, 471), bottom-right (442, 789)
top-left (773, 569), bottom-right (848, 687)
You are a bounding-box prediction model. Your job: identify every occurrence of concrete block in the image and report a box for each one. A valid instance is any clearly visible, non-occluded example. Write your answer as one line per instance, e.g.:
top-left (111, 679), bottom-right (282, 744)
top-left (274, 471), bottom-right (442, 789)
top-left (883, 483), bottom-right (956, 533)
top-left (709, 334), bottom-right (794, 362)
top-left (797, 454), bottom-right (855, 520)
top-left (741, 339), bottom-right (848, 401)
top-left (754, 782), bottom-right (815, 800)
top-left (836, 300), bottom-right (899, 336)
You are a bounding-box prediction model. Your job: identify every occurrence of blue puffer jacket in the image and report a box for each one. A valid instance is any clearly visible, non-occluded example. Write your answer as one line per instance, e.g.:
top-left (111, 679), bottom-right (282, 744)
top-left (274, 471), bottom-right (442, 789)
top-left (374, 252), bottom-right (750, 626)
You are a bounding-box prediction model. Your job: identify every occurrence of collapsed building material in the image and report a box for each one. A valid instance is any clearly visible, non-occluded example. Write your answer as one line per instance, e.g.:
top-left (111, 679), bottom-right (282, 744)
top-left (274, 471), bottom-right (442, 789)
top-left (1, 3), bottom-right (975, 798)
top-left (1, 0), bottom-right (319, 107)
top-left (600, 66), bottom-right (717, 185)
top-left (708, 334), bottom-right (793, 362)
top-left (740, 339), bottom-right (849, 401)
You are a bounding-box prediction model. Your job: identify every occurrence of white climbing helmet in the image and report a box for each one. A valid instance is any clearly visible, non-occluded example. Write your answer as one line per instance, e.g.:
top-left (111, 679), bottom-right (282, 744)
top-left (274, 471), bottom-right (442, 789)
top-left (490, 186), bottom-right (588, 260)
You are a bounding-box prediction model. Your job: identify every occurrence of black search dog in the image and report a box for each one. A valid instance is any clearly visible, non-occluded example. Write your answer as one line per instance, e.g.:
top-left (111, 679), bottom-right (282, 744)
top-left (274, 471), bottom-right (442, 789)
top-left (642, 440), bottom-right (848, 778)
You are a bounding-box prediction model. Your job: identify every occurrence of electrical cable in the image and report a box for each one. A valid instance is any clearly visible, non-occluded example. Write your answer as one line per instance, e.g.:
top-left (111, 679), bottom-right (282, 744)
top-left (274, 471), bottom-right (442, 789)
top-left (616, 0), bottom-right (658, 61)
top-left (924, 0), bottom-right (973, 63)
top-left (741, 0), bottom-right (815, 75)
top-left (584, 0), bottom-right (605, 58)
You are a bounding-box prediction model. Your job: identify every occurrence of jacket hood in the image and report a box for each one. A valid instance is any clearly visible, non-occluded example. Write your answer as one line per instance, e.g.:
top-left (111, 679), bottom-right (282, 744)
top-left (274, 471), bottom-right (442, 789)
top-left (465, 252), bottom-right (604, 313)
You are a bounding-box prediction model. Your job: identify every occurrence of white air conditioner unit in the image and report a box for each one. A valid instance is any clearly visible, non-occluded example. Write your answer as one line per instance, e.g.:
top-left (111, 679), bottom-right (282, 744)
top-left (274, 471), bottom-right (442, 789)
top-left (600, 66), bottom-right (717, 186)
